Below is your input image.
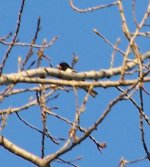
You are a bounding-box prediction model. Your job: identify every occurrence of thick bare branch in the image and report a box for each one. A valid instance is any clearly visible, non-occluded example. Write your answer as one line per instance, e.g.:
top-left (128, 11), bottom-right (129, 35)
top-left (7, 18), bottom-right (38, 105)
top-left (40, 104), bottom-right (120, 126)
top-left (0, 136), bottom-right (43, 166)
top-left (0, 52), bottom-right (149, 86)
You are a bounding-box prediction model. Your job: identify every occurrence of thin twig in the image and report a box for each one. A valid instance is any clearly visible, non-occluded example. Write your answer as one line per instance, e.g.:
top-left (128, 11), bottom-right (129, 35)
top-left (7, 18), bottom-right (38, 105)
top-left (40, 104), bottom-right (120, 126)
top-left (70, 0), bottom-right (118, 13)
top-left (110, 38), bottom-right (121, 68)
top-left (132, 0), bottom-right (139, 27)
top-left (0, 36), bottom-right (58, 49)
top-left (93, 28), bottom-right (125, 55)
top-left (21, 17), bottom-right (41, 70)
top-left (139, 88), bottom-right (150, 160)
top-left (0, 0), bottom-right (25, 75)
top-left (16, 112), bottom-right (59, 144)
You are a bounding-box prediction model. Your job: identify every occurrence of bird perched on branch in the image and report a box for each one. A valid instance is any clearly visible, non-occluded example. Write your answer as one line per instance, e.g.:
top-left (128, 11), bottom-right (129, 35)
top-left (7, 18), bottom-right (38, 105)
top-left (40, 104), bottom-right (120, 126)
top-left (57, 62), bottom-right (98, 97)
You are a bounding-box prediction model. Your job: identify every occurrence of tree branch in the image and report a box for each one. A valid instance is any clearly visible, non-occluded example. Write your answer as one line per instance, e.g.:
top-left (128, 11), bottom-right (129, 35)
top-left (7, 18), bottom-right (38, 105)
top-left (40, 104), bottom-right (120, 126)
top-left (0, 136), bottom-right (43, 166)
top-left (0, 51), bottom-right (150, 86)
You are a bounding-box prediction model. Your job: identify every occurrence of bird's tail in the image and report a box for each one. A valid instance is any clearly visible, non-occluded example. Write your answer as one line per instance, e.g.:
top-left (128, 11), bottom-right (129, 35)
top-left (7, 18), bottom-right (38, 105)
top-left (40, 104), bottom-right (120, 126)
top-left (83, 87), bottom-right (98, 98)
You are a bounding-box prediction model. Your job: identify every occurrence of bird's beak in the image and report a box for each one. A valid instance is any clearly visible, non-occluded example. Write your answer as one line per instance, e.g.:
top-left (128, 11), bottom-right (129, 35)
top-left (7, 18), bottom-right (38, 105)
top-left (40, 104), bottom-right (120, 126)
top-left (56, 64), bottom-right (61, 70)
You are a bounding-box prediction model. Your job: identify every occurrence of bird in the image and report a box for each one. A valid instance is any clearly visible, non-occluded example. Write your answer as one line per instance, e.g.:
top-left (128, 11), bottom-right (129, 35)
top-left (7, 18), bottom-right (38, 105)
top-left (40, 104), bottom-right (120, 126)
top-left (57, 62), bottom-right (98, 97)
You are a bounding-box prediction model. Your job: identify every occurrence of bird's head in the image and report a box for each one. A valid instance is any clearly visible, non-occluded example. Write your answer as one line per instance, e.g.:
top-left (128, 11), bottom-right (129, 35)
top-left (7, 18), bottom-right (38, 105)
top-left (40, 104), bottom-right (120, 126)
top-left (57, 62), bottom-right (72, 71)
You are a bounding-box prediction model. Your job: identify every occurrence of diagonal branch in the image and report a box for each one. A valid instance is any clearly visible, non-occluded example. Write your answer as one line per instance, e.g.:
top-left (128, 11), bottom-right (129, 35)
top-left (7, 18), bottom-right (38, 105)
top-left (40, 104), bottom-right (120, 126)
top-left (0, 136), bottom-right (43, 166)
top-left (0, 0), bottom-right (26, 75)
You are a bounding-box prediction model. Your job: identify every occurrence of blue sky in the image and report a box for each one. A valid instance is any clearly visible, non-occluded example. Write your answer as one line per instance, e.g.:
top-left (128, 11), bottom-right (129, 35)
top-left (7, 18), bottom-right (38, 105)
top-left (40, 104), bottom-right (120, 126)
top-left (0, 1), bottom-right (150, 167)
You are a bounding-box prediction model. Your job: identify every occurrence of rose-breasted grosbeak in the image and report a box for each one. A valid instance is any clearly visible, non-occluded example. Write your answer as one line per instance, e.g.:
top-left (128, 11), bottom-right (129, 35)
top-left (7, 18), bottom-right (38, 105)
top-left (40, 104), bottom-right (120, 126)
top-left (57, 62), bottom-right (98, 97)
